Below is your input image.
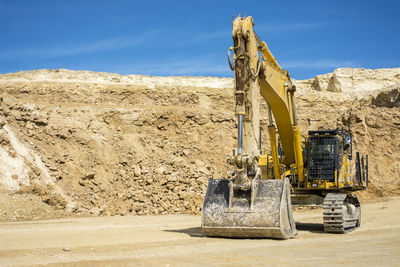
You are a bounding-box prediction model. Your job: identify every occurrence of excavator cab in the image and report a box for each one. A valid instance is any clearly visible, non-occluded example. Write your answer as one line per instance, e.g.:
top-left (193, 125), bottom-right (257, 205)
top-left (305, 129), bottom-right (367, 189)
top-left (307, 130), bottom-right (344, 183)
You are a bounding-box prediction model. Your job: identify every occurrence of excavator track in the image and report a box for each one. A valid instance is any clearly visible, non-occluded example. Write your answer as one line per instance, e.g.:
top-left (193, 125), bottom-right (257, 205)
top-left (322, 193), bottom-right (361, 233)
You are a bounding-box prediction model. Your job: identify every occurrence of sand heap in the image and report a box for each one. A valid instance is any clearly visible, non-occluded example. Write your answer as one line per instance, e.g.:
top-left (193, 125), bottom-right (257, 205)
top-left (0, 68), bottom-right (399, 220)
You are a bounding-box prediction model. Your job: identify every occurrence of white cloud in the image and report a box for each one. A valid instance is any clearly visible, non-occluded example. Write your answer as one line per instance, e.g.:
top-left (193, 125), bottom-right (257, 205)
top-left (0, 27), bottom-right (229, 60)
top-left (183, 30), bottom-right (229, 44)
top-left (282, 59), bottom-right (358, 69)
top-left (103, 55), bottom-right (232, 77)
top-left (256, 21), bottom-right (327, 33)
top-left (0, 30), bottom-right (159, 59)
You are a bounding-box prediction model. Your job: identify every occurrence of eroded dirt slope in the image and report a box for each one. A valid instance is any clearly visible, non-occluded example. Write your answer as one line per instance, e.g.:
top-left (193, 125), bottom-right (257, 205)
top-left (0, 68), bottom-right (399, 220)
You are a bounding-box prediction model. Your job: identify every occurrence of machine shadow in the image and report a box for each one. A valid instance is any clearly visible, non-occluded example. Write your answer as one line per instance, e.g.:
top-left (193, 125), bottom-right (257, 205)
top-left (165, 224), bottom-right (326, 238)
top-left (164, 227), bottom-right (205, 238)
top-left (295, 222), bottom-right (325, 233)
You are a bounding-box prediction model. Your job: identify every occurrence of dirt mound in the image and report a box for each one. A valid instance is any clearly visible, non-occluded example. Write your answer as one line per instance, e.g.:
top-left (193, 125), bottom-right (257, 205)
top-left (0, 68), bottom-right (399, 220)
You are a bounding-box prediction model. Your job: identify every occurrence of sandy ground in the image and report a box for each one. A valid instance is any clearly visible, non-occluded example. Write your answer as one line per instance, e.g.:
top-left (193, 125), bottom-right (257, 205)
top-left (0, 197), bottom-right (399, 266)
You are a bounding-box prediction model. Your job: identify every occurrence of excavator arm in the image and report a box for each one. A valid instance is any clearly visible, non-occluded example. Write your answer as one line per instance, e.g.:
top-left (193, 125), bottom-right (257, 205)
top-left (201, 16), bottom-right (300, 239)
top-left (230, 16), bottom-right (304, 184)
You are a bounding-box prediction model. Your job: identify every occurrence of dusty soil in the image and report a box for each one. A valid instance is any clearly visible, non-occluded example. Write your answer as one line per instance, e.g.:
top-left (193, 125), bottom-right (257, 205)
top-left (0, 68), bottom-right (399, 220)
top-left (0, 197), bottom-right (399, 266)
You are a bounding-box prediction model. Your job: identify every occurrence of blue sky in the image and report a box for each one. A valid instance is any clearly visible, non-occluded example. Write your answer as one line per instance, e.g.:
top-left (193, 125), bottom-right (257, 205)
top-left (0, 0), bottom-right (399, 79)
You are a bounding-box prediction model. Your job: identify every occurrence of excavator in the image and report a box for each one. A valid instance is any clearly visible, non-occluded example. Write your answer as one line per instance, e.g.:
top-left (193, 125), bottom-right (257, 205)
top-left (201, 16), bottom-right (368, 239)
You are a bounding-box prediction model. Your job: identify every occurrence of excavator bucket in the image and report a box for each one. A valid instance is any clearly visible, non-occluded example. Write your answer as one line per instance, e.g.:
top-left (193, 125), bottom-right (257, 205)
top-left (201, 178), bottom-right (296, 239)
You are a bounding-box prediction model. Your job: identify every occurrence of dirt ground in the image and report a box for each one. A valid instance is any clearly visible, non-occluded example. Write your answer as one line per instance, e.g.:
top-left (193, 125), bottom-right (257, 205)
top-left (0, 197), bottom-right (399, 266)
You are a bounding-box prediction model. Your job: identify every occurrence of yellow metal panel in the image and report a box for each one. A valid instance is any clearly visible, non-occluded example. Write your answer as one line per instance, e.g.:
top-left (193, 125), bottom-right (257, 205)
top-left (260, 65), bottom-right (296, 165)
top-left (268, 126), bottom-right (281, 179)
top-left (293, 126), bottom-right (304, 184)
top-left (259, 155), bottom-right (268, 179)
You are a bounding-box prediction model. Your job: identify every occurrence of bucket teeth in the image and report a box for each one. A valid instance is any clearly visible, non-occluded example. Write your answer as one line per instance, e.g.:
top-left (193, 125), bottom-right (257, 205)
top-left (201, 178), bottom-right (296, 239)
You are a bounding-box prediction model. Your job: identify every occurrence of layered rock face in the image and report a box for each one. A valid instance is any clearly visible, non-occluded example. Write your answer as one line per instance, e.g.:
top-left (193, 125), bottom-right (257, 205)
top-left (302, 68), bottom-right (400, 95)
top-left (0, 68), bottom-right (399, 220)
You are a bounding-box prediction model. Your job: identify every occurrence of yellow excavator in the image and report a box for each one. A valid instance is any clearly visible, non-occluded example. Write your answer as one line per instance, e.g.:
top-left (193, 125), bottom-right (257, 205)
top-left (201, 16), bottom-right (368, 239)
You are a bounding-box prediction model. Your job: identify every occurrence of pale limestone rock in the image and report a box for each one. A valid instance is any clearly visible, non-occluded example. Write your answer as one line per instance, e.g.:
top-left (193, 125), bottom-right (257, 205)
top-left (327, 74), bottom-right (342, 92)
